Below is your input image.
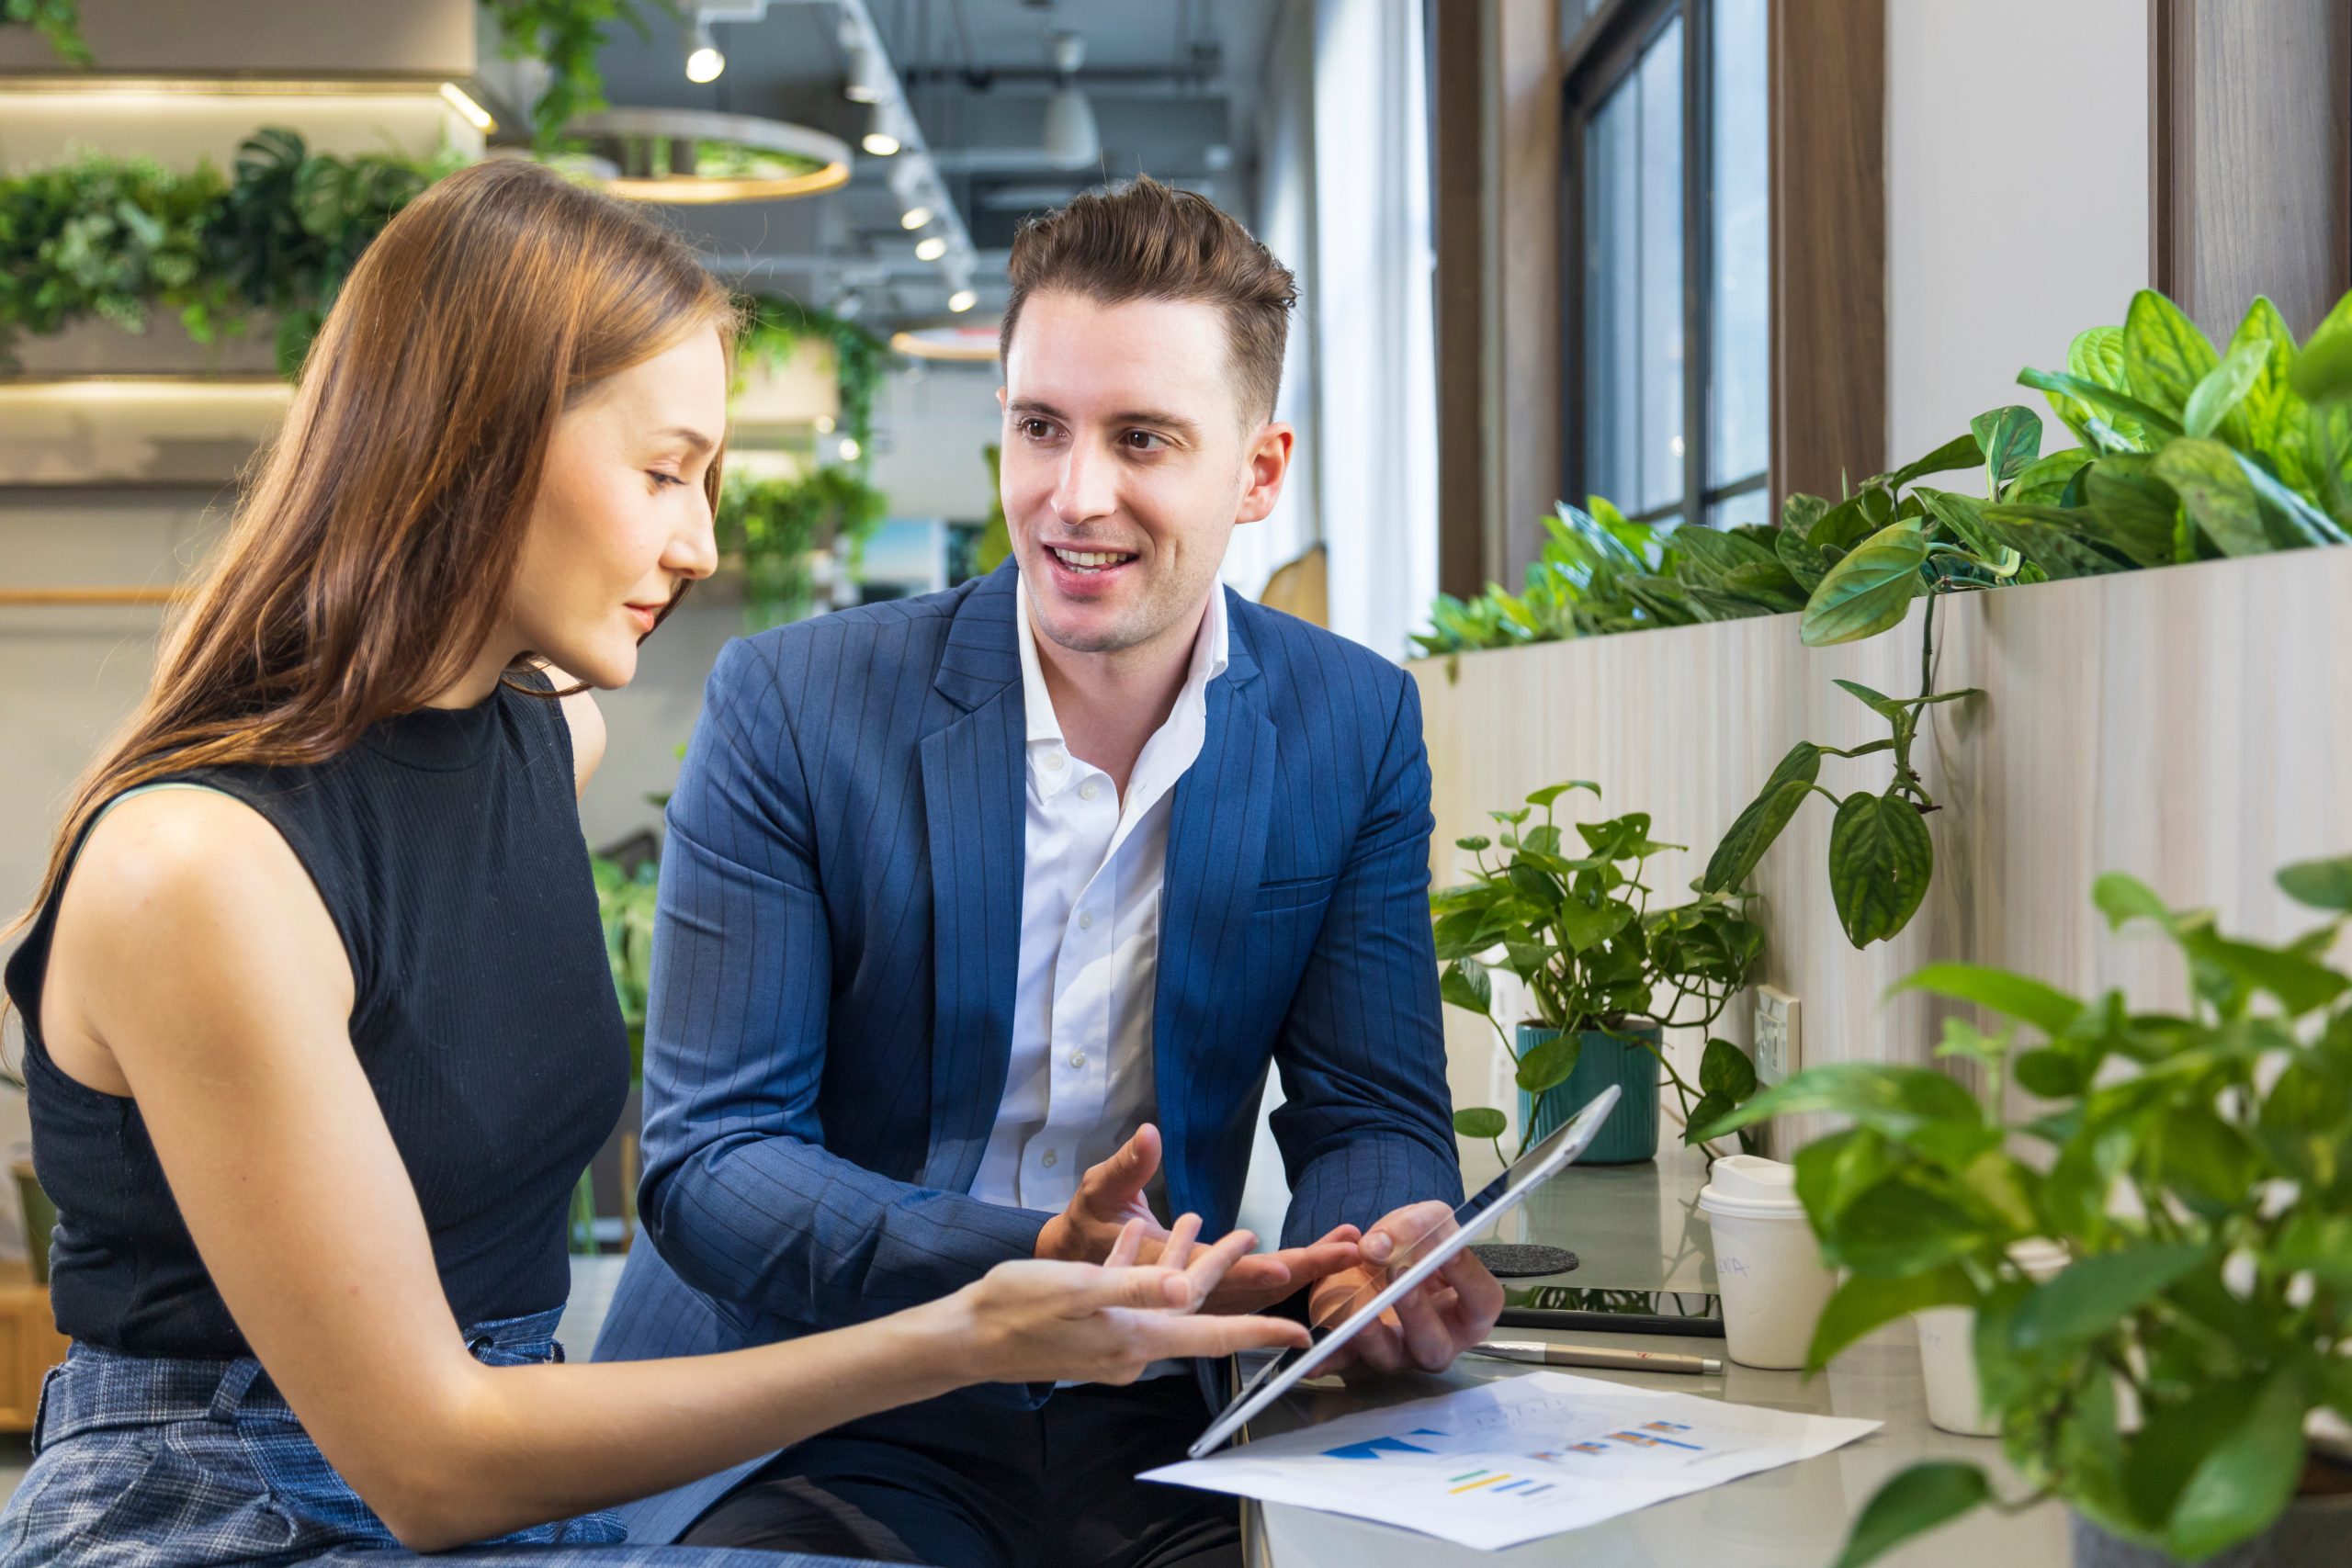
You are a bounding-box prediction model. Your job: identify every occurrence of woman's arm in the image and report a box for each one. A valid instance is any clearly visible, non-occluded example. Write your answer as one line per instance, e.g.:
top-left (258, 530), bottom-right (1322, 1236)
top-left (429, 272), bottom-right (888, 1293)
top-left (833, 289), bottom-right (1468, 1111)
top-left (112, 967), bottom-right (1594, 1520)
top-left (48, 790), bottom-right (1300, 1552)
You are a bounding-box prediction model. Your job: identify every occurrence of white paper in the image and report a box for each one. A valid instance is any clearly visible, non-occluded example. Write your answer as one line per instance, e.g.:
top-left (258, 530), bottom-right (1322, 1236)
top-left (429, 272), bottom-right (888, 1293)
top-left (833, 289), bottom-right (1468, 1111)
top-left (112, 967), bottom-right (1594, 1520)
top-left (1141, 1371), bottom-right (1883, 1552)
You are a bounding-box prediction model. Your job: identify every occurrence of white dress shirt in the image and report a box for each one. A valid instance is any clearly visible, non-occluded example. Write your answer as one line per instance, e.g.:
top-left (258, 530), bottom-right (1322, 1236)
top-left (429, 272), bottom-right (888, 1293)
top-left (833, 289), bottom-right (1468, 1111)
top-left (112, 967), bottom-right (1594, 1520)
top-left (969, 575), bottom-right (1230, 1213)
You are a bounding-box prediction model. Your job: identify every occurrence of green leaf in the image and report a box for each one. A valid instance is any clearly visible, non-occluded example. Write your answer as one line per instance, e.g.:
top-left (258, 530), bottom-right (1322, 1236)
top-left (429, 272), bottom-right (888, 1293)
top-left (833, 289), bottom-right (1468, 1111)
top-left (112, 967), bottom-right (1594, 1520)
top-left (2220, 297), bottom-right (2304, 468)
top-left (1698, 1037), bottom-right (1758, 1100)
top-left (2180, 930), bottom-right (2350, 1016)
top-left (1975, 504), bottom-right (2134, 580)
top-left (1801, 523), bottom-right (1928, 647)
top-left (2237, 451), bottom-right (2352, 547)
top-left (1970, 406), bottom-right (2043, 491)
top-left (1831, 1464), bottom-right (1992, 1568)
top-left (1719, 559), bottom-right (1811, 611)
top-left (1525, 781), bottom-right (1600, 809)
top-left (2291, 288), bottom-right (2352, 403)
top-left (1774, 526), bottom-right (1831, 593)
top-left (2181, 337), bottom-right (2271, 439)
top-left (1691, 1062), bottom-right (1983, 1144)
top-left (1453, 834), bottom-right (1493, 853)
top-left (1891, 962), bottom-right (2085, 1038)
top-left (1913, 487), bottom-right (2004, 558)
top-left (1827, 791), bottom-right (1934, 947)
top-left (1702, 743), bottom-right (1821, 892)
top-left (1516, 1034), bottom-right (1583, 1095)
top-left (2091, 872), bottom-right (2172, 929)
top-left (2013, 1047), bottom-right (2084, 1099)
top-left (2278, 854), bottom-right (2352, 911)
top-left (2004, 448), bottom-right (2091, 506)
top-left (2163, 1370), bottom-right (2309, 1562)
top-left (1453, 1107), bottom-right (1508, 1140)
top-left (2123, 289), bottom-right (2220, 420)
top-left (1807, 1266), bottom-right (1974, 1373)
top-left (1888, 433), bottom-right (1986, 491)
top-left (2007, 1242), bottom-right (2208, 1354)
top-left (2081, 455), bottom-right (2182, 568)
top-left (1554, 897), bottom-right (1634, 953)
top-left (1440, 958), bottom-right (1494, 1016)
top-left (2151, 436), bottom-right (2270, 556)
top-left (2018, 367), bottom-right (2184, 441)
top-left (1831, 679), bottom-right (1904, 720)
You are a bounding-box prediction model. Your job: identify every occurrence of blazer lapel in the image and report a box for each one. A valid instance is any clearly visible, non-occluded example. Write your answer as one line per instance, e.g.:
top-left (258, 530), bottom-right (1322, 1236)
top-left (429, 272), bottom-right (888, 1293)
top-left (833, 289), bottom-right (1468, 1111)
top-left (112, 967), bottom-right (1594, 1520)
top-left (1153, 596), bottom-right (1274, 1221)
top-left (918, 567), bottom-right (1026, 1193)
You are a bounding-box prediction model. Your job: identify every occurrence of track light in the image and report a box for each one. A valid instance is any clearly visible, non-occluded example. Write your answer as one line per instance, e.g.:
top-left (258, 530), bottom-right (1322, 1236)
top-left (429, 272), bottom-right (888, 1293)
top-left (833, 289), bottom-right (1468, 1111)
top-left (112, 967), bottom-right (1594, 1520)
top-left (948, 288), bottom-right (978, 314)
top-left (900, 205), bottom-right (933, 231)
top-left (1041, 31), bottom-right (1098, 169)
top-left (861, 104), bottom-right (900, 157)
top-left (843, 39), bottom-right (887, 103)
top-left (914, 235), bottom-right (947, 262)
top-left (685, 17), bottom-right (725, 83)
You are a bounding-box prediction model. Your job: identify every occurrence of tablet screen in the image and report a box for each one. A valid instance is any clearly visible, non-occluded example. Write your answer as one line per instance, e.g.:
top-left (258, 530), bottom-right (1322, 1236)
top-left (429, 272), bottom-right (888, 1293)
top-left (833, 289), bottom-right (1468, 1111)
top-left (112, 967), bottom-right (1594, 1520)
top-left (1187, 1083), bottom-right (1619, 1460)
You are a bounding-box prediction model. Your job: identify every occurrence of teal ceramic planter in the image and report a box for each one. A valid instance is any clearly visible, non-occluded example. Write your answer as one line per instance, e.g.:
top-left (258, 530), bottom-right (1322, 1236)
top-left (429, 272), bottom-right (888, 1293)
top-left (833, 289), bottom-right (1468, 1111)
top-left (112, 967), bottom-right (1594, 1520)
top-left (1515, 1021), bottom-right (1660, 1164)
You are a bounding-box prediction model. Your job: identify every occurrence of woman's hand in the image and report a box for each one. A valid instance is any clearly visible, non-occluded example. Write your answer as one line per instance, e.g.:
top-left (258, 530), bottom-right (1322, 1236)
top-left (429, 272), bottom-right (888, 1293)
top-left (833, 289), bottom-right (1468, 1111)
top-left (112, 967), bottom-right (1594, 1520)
top-left (957, 1214), bottom-right (1311, 1386)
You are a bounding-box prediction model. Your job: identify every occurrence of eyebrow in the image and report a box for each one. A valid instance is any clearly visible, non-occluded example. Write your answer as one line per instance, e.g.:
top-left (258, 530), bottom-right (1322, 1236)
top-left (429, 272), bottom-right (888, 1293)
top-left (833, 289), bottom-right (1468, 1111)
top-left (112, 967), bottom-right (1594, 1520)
top-left (652, 425), bottom-right (718, 456)
top-left (1008, 399), bottom-right (1201, 442)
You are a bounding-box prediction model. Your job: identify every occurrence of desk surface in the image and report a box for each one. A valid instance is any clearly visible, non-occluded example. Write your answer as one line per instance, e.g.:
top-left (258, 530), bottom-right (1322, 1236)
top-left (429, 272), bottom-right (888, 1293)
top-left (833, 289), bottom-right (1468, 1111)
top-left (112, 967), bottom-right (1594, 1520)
top-left (1241, 1148), bottom-right (2068, 1567)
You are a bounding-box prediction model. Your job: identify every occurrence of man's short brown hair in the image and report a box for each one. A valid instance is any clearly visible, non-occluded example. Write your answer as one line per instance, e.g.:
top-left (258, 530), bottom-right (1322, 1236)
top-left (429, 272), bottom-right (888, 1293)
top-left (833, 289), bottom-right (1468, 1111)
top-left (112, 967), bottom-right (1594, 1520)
top-left (999, 175), bottom-right (1299, 424)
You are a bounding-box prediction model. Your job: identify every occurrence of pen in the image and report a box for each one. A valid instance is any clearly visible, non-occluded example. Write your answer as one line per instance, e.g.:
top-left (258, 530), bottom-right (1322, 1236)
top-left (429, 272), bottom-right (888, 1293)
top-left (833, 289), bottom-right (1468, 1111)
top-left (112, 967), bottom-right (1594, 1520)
top-left (1471, 1339), bottom-right (1723, 1377)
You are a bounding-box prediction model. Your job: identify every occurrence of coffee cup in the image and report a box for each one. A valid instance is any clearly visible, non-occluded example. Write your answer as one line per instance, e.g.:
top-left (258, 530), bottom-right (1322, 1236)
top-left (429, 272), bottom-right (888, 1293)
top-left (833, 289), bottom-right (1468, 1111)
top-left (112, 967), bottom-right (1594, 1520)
top-left (1697, 1154), bottom-right (1838, 1371)
top-left (1916, 1236), bottom-right (2070, 1437)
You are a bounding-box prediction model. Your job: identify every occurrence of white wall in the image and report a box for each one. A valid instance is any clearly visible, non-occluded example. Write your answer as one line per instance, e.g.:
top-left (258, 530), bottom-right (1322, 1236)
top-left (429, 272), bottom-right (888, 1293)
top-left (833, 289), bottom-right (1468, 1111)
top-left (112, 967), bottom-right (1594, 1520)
top-left (863, 362), bottom-right (1004, 524)
top-left (1884, 0), bottom-right (2151, 463)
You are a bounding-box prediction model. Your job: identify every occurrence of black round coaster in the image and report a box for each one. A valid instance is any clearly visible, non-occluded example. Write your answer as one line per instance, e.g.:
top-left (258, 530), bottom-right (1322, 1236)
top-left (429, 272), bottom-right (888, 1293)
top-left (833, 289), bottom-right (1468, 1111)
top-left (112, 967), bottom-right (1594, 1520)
top-left (1468, 1243), bottom-right (1579, 1279)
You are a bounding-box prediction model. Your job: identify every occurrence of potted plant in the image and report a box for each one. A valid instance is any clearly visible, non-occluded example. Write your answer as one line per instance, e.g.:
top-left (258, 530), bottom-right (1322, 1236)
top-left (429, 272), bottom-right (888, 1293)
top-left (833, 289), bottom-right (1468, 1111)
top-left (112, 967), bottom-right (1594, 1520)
top-left (1432, 781), bottom-right (1766, 1166)
top-left (1695, 852), bottom-right (2352, 1566)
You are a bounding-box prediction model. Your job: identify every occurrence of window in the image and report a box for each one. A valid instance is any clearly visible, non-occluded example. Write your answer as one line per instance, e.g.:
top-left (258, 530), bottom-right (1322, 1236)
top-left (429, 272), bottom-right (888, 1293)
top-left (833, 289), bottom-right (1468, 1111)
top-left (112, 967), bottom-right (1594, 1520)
top-left (1564, 0), bottom-right (1770, 530)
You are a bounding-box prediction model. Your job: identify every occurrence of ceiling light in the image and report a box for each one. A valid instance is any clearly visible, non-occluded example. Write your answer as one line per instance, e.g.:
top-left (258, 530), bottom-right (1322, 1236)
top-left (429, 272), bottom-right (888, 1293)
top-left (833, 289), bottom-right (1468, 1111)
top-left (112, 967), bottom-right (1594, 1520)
top-left (947, 288), bottom-right (978, 314)
top-left (815, 413), bottom-right (837, 434)
top-left (861, 103), bottom-right (901, 156)
top-left (838, 435), bottom-right (863, 461)
top-left (914, 234), bottom-right (947, 262)
top-left (685, 17), bottom-right (726, 83)
top-left (900, 205), bottom-right (933, 231)
top-left (843, 40), bottom-right (887, 103)
top-left (438, 82), bottom-right (495, 132)
top-left (1040, 33), bottom-right (1098, 169)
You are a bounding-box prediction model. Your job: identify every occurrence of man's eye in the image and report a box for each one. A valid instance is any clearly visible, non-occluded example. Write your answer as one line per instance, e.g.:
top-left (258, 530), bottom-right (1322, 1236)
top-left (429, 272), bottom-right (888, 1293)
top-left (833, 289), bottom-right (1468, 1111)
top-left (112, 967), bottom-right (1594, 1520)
top-left (1123, 431), bottom-right (1166, 451)
top-left (1021, 419), bottom-right (1055, 440)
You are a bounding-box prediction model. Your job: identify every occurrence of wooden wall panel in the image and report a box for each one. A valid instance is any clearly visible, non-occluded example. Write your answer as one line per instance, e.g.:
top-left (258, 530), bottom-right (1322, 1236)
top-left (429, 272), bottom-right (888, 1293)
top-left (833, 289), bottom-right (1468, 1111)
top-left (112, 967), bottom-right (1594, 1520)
top-left (1412, 552), bottom-right (2352, 1172)
top-left (1491, 0), bottom-right (1565, 588)
top-left (1770, 0), bottom-right (1886, 503)
top-left (2152, 0), bottom-right (2352, 341)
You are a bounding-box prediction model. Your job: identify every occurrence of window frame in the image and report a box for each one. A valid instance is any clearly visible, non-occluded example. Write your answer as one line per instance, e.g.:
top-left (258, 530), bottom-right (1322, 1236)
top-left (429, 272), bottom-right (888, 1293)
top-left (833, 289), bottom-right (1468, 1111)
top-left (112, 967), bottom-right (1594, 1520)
top-left (1558, 0), bottom-right (1768, 530)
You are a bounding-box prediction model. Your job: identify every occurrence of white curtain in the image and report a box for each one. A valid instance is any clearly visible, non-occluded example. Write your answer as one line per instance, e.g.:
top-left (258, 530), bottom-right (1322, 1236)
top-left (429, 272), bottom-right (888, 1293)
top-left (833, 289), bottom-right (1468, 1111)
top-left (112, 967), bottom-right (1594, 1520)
top-left (1226, 0), bottom-right (1438, 666)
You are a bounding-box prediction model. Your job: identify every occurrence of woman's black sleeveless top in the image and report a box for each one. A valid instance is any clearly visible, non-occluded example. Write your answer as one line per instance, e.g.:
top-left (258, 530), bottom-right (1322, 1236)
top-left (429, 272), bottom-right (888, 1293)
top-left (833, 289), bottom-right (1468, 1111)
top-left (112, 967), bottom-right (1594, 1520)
top-left (2, 677), bottom-right (630, 1358)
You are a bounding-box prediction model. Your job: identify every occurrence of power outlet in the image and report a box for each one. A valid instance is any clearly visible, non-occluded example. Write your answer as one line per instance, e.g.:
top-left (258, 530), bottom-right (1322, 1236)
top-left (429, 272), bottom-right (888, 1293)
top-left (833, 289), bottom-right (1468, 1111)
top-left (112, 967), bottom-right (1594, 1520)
top-left (1754, 986), bottom-right (1801, 1086)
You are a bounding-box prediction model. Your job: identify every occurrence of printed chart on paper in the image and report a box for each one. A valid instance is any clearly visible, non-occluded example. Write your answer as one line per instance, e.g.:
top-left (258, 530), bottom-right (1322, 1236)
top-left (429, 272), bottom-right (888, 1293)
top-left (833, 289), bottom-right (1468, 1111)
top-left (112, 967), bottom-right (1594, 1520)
top-left (1142, 1371), bottom-right (1880, 1551)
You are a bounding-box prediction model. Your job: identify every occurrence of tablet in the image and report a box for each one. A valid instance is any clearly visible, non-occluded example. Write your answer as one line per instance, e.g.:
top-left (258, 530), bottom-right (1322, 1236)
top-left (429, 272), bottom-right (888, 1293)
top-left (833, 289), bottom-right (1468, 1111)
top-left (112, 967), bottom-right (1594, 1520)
top-left (1185, 1082), bottom-right (1621, 1460)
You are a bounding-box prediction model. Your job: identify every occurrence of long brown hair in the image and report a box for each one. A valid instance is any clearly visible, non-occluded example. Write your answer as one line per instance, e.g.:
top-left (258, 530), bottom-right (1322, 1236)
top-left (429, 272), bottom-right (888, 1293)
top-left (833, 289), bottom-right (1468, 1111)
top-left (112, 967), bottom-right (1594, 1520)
top-left (12, 157), bottom-right (739, 949)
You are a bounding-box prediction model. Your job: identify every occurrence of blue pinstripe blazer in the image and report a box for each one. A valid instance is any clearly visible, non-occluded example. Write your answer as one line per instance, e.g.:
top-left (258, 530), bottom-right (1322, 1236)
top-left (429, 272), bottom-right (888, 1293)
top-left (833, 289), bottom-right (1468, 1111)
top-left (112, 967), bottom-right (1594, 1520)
top-left (592, 562), bottom-right (1461, 1543)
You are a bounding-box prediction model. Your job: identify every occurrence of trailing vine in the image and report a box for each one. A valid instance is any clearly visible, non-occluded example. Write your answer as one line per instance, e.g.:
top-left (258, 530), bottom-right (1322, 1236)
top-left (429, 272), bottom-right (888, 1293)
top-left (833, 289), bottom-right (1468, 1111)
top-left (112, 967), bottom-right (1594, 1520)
top-left (739, 295), bottom-right (896, 462)
top-left (1, 0), bottom-right (91, 65)
top-left (717, 467), bottom-right (888, 629)
top-left (484, 0), bottom-right (681, 150)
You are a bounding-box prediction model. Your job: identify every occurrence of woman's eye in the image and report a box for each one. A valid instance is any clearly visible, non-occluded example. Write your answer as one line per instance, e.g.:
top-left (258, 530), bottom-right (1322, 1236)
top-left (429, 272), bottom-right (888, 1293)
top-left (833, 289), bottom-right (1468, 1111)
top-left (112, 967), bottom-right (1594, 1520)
top-left (648, 471), bottom-right (686, 489)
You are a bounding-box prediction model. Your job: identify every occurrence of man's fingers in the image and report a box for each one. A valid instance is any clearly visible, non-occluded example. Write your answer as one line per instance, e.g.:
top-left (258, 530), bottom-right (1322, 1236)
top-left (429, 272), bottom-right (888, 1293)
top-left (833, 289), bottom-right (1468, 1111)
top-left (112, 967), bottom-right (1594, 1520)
top-left (1342, 1315), bottom-right (1405, 1376)
top-left (1437, 1248), bottom-right (1505, 1338)
top-left (1362, 1201), bottom-right (1458, 1269)
top-left (1390, 1276), bottom-right (1457, 1371)
top-left (1080, 1123), bottom-right (1162, 1216)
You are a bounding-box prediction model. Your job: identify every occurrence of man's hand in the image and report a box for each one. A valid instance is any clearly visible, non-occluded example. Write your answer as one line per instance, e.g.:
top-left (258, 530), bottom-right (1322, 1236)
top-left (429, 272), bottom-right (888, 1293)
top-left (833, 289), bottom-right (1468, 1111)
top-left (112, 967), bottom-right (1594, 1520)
top-left (1034, 1125), bottom-right (1362, 1314)
top-left (1306, 1200), bottom-right (1504, 1379)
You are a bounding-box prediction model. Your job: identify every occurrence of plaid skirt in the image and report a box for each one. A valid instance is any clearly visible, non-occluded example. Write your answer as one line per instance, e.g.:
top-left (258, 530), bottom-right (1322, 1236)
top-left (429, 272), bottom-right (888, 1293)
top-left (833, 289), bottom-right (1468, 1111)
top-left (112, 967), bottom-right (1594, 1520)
top-left (0, 1306), bottom-right (860, 1567)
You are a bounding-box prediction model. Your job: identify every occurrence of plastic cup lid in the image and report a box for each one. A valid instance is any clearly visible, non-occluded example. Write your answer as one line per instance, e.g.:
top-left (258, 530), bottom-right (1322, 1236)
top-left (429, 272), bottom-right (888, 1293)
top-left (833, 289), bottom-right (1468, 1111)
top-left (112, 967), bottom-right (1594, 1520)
top-left (1697, 1154), bottom-right (1805, 1215)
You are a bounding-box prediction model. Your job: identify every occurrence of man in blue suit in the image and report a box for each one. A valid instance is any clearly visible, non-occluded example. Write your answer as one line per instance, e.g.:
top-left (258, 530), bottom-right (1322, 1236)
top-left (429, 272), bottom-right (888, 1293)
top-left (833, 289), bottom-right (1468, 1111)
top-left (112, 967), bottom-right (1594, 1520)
top-left (594, 175), bottom-right (1499, 1566)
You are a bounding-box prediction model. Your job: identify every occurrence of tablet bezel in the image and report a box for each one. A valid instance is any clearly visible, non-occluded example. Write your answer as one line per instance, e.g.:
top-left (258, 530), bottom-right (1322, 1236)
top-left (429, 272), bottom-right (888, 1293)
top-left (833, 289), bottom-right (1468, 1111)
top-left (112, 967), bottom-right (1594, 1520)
top-left (1184, 1081), bottom-right (1621, 1461)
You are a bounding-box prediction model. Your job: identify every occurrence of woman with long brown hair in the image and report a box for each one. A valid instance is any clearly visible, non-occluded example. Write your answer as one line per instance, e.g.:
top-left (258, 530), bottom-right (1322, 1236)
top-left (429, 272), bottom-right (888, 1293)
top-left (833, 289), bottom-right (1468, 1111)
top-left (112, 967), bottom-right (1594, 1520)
top-left (0, 159), bottom-right (1306, 1565)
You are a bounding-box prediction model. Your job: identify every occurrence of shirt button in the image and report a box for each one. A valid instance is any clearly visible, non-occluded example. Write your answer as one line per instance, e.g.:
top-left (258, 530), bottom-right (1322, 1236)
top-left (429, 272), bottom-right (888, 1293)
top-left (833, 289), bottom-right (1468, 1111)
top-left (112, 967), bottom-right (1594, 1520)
top-left (1078, 909), bottom-right (1094, 930)
top-left (1068, 1049), bottom-right (1087, 1068)
top-left (1079, 780), bottom-right (1099, 801)
top-left (1041, 1148), bottom-right (1058, 1168)
top-left (1045, 750), bottom-right (1066, 772)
